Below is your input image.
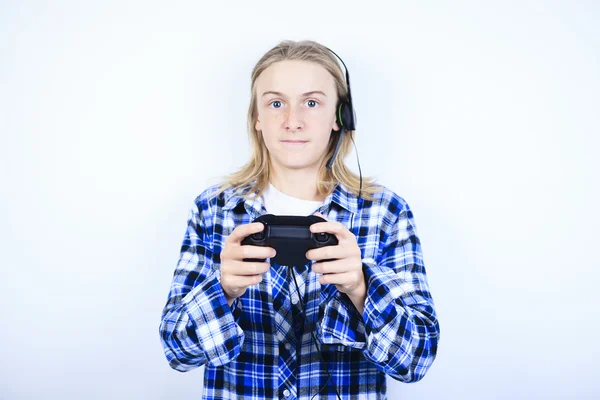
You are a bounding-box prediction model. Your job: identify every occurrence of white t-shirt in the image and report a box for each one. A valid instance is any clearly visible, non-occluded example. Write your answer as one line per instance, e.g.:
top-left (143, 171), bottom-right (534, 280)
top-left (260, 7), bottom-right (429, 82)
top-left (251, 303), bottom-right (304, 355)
top-left (262, 182), bottom-right (323, 216)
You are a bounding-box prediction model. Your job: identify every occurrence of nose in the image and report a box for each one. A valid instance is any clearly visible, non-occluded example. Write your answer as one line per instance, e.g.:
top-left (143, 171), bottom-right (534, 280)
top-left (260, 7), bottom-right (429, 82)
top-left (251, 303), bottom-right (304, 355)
top-left (284, 105), bottom-right (303, 131)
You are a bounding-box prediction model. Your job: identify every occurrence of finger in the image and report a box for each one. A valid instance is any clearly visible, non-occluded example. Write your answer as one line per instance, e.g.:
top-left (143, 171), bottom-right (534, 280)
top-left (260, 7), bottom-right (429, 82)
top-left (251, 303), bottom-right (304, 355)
top-left (238, 245), bottom-right (276, 261)
top-left (317, 271), bottom-right (355, 286)
top-left (231, 260), bottom-right (271, 276)
top-left (306, 244), bottom-right (344, 261)
top-left (227, 273), bottom-right (264, 289)
top-left (312, 258), bottom-right (360, 274)
top-left (227, 222), bottom-right (265, 245)
top-left (310, 221), bottom-right (354, 242)
top-left (313, 211), bottom-right (329, 221)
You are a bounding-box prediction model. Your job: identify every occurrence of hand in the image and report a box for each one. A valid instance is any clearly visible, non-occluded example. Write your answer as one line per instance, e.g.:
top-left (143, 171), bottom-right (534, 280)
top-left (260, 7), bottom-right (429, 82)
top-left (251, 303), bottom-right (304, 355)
top-left (306, 212), bottom-right (366, 296)
top-left (220, 222), bottom-right (276, 303)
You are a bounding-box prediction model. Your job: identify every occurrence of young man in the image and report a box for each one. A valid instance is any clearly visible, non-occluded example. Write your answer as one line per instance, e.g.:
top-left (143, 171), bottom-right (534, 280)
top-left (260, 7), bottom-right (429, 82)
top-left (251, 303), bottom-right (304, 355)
top-left (159, 40), bottom-right (440, 399)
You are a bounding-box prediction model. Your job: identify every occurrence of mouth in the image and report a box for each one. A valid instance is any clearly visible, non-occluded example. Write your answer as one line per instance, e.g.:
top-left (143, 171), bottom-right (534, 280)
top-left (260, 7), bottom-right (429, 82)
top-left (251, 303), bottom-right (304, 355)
top-left (281, 140), bottom-right (308, 144)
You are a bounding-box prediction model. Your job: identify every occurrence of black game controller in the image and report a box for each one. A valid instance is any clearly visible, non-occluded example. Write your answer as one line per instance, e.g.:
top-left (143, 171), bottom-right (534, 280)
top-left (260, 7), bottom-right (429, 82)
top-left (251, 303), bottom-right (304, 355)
top-left (241, 214), bottom-right (338, 267)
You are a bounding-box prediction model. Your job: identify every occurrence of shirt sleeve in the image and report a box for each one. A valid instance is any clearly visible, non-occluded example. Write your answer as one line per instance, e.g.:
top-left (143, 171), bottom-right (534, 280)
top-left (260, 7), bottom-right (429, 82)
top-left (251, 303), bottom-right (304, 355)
top-left (317, 202), bottom-right (440, 383)
top-left (158, 202), bottom-right (245, 372)
top-left (317, 284), bottom-right (368, 349)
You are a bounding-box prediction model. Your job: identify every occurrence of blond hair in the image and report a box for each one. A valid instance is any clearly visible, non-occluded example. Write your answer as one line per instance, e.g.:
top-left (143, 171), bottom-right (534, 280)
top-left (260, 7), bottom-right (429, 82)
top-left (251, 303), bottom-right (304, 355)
top-left (214, 39), bottom-right (381, 201)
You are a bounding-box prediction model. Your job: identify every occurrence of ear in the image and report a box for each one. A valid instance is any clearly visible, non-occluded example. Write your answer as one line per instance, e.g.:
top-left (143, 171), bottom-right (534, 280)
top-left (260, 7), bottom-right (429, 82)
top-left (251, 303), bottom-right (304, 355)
top-left (332, 118), bottom-right (340, 132)
top-left (255, 117), bottom-right (261, 132)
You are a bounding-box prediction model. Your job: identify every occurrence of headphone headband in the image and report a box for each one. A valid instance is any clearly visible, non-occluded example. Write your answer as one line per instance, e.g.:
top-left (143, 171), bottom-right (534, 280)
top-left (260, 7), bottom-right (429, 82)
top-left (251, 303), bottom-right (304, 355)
top-left (323, 45), bottom-right (362, 200)
top-left (324, 46), bottom-right (356, 131)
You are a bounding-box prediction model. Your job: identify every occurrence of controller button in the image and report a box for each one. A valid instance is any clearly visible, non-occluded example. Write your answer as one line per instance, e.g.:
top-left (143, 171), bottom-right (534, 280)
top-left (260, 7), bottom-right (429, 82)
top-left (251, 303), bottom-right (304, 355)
top-left (314, 232), bottom-right (329, 242)
top-left (252, 231), bottom-right (266, 241)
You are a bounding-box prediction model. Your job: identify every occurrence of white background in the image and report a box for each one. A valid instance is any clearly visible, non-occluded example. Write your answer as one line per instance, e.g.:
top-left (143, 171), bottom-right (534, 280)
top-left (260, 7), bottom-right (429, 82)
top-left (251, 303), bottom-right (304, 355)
top-left (1, 1), bottom-right (599, 399)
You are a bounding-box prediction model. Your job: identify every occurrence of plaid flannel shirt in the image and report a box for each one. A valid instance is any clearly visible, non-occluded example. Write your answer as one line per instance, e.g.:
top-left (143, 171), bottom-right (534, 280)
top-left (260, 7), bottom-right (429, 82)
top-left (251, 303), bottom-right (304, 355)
top-left (159, 180), bottom-right (440, 399)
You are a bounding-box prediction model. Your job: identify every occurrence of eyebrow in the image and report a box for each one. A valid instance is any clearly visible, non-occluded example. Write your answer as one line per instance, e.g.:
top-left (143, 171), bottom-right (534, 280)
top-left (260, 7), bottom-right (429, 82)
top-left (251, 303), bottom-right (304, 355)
top-left (261, 90), bottom-right (328, 98)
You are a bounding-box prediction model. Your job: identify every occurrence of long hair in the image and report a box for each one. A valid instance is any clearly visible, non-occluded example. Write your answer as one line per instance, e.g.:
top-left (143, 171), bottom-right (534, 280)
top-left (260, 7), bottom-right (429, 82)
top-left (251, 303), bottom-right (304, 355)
top-left (213, 39), bottom-right (381, 201)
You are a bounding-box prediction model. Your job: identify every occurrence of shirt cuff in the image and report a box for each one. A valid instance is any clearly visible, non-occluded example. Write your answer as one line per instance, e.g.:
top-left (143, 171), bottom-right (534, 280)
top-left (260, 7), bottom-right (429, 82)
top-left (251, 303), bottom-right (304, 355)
top-left (317, 289), bottom-right (367, 349)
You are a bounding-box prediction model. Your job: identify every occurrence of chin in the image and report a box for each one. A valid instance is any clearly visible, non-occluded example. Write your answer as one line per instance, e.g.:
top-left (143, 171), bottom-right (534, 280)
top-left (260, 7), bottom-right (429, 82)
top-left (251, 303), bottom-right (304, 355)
top-left (275, 157), bottom-right (319, 170)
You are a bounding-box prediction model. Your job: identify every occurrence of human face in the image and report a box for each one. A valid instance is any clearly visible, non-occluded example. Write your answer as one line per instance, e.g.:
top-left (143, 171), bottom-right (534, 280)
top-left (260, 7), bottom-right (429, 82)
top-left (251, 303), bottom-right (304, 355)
top-left (254, 60), bottom-right (340, 172)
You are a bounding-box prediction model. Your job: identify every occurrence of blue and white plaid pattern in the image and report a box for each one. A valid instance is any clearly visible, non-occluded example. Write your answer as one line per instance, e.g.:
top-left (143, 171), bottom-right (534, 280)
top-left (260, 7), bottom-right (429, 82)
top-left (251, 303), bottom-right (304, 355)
top-left (159, 180), bottom-right (440, 399)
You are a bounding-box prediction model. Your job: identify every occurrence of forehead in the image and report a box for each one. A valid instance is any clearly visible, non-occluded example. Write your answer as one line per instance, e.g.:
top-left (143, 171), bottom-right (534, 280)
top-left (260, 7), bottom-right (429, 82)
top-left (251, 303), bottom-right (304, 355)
top-left (255, 59), bottom-right (336, 96)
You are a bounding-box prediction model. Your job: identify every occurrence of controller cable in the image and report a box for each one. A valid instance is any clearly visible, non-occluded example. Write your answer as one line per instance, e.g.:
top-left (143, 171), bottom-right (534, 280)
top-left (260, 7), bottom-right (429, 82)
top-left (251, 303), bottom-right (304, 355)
top-left (288, 263), bottom-right (342, 400)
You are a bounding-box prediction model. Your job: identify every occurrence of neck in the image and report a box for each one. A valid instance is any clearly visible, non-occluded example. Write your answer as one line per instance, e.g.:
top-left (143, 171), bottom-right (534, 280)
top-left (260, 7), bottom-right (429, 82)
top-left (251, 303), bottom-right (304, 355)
top-left (270, 167), bottom-right (325, 202)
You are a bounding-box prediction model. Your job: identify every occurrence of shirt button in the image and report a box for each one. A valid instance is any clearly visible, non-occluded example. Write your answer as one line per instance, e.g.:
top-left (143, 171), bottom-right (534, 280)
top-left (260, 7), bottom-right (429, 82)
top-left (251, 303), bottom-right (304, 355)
top-left (291, 296), bottom-right (299, 305)
top-left (284, 343), bottom-right (291, 350)
top-left (283, 389), bottom-right (290, 397)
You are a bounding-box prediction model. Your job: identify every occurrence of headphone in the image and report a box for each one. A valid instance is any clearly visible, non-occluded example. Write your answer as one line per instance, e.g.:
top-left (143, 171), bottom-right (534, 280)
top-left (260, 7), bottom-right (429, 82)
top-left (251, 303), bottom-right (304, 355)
top-left (324, 46), bottom-right (362, 200)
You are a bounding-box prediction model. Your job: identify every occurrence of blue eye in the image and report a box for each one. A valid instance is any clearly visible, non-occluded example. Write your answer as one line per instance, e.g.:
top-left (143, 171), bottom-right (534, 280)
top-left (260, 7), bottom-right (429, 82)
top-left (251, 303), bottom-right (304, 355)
top-left (268, 99), bottom-right (318, 108)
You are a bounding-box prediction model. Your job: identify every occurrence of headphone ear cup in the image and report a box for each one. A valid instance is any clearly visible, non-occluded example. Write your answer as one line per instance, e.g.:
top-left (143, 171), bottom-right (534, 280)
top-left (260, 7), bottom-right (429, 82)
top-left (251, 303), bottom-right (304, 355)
top-left (335, 103), bottom-right (344, 130)
top-left (337, 102), bottom-right (356, 131)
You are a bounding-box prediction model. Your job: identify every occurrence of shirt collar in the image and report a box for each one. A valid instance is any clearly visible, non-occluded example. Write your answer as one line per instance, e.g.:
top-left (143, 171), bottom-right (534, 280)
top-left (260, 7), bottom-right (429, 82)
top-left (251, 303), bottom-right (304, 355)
top-left (221, 179), bottom-right (359, 217)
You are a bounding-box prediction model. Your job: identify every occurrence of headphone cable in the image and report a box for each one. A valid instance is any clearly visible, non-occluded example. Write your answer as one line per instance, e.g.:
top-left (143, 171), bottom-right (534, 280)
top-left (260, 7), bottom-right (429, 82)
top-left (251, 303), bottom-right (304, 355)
top-left (288, 264), bottom-right (342, 400)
